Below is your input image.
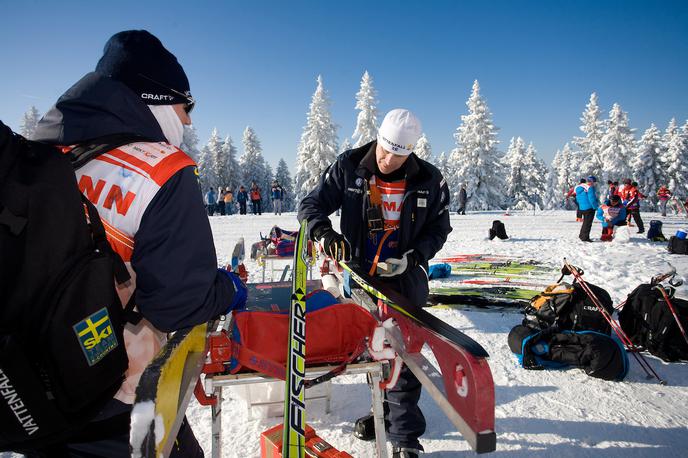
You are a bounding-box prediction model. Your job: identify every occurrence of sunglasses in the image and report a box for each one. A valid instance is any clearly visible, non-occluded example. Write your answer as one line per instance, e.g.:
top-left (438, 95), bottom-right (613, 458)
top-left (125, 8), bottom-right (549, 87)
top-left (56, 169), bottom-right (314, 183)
top-left (138, 73), bottom-right (195, 114)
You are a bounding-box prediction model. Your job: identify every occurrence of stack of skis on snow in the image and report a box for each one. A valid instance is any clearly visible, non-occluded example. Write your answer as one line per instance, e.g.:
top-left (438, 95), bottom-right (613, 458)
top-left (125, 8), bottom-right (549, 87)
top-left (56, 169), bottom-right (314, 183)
top-left (426, 254), bottom-right (557, 311)
top-left (130, 226), bottom-right (498, 457)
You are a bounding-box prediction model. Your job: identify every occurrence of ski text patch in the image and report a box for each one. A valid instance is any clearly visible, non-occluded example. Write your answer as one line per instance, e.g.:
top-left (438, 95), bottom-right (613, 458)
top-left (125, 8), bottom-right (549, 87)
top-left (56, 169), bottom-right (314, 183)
top-left (73, 308), bottom-right (119, 366)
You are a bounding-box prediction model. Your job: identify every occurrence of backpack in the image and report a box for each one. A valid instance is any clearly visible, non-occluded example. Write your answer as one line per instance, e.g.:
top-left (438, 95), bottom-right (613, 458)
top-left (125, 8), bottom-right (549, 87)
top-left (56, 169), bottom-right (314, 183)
top-left (488, 220), bottom-right (508, 240)
top-left (647, 220), bottom-right (665, 242)
top-left (523, 282), bottom-right (614, 334)
top-left (667, 236), bottom-right (688, 255)
top-left (0, 121), bottom-right (142, 450)
top-left (508, 325), bottom-right (628, 381)
top-left (618, 284), bottom-right (688, 361)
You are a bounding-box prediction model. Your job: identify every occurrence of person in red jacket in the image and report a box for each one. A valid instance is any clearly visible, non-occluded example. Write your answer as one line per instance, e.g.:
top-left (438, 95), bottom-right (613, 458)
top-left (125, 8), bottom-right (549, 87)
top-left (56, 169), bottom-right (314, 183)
top-left (657, 185), bottom-right (672, 217)
top-left (623, 181), bottom-right (645, 233)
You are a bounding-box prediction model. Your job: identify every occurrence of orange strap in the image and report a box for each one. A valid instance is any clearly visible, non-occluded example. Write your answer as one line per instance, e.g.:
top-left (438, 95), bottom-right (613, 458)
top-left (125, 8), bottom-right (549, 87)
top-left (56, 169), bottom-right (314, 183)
top-left (368, 229), bottom-right (394, 276)
top-left (369, 177), bottom-right (383, 206)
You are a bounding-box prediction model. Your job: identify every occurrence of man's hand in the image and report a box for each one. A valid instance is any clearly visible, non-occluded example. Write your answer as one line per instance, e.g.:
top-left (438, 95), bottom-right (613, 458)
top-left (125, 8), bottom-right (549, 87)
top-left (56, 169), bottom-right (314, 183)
top-left (319, 228), bottom-right (352, 262)
top-left (220, 269), bottom-right (248, 314)
top-left (379, 250), bottom-right (419, 277)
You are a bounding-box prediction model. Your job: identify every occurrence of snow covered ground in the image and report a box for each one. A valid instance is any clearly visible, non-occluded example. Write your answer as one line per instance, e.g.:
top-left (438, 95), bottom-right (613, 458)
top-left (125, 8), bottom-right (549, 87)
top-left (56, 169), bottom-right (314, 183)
top-left (186, 210), bottom-right (688, 457)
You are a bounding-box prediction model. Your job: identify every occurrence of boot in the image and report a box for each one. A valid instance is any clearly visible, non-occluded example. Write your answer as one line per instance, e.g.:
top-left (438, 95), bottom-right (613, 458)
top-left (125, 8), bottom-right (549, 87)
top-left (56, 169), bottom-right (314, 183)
top-left (393, 446), bottom-right (421, 458)
top-left (353, 414), bottom-right (375, 441)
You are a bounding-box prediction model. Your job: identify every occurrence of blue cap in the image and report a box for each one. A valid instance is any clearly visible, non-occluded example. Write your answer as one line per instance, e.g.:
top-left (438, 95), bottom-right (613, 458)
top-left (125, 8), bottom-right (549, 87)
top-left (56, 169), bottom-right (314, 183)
top-left (587, 175), bottom-right (597, 183)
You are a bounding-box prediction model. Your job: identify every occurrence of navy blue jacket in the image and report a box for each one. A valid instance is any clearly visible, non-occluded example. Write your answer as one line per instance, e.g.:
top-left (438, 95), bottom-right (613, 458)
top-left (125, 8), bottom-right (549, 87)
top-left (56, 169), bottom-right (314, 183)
top-left (34, 72), bottom-right (234, 332)
top-left (298, 142), bottom-right (452, 269)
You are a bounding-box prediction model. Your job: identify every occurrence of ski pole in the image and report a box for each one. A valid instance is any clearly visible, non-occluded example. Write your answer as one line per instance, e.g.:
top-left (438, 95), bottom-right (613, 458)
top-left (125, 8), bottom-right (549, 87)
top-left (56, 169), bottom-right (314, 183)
top-left (562, 259), bottom-right (666, 384)
top-left (568, 266), bottom-right (664, 384)
top-left (655, 285), bottom-right (688, 349)
top-left (614, 266), bottom-right (677, 311)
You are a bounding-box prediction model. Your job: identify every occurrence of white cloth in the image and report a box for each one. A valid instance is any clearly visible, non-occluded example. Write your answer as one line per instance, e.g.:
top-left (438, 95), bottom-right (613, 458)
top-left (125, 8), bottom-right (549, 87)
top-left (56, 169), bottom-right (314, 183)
top-left (148, 105), bottom-right (184, 147)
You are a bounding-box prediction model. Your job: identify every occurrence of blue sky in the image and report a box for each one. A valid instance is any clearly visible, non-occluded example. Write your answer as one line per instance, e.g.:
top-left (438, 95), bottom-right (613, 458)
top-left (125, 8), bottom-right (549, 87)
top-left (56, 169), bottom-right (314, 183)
top-left (2, 0), bottom-right (687, 170)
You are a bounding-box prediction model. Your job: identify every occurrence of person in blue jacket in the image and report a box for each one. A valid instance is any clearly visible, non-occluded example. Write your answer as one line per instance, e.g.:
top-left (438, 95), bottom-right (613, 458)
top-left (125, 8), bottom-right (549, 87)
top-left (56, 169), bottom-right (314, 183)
top-left (596, 194), bottom-right (627, 241)
top-left (575, 175), bottom-right (599, 242)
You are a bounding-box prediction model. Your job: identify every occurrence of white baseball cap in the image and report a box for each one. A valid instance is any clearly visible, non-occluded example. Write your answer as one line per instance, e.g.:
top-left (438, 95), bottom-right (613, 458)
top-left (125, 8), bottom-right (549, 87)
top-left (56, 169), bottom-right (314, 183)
top-left (377, 108), bottom-right (422, 156)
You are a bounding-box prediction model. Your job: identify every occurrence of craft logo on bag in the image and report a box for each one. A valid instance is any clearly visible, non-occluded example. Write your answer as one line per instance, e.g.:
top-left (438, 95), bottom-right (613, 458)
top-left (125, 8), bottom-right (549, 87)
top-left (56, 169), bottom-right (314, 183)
top-left (73, 308), bottom-right (119, 366)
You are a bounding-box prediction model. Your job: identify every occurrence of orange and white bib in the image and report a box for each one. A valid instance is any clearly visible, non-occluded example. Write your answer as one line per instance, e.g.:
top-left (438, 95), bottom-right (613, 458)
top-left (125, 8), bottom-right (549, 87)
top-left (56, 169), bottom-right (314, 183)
top-left (75, 141), bottom-right (195, 403)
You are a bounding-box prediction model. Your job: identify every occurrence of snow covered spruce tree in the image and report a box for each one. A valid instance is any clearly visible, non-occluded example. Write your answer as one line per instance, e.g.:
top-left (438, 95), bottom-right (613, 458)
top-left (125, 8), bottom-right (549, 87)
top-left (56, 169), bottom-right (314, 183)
top-left (525, 142), bottom-right (548, 210)
top-left (503, 137), bottom-right (546, 210)
top-left (600, 103), bottom-right (635, 183)
top-left (352, 70), bottom-right (378, 148)
top-left (20, 105), bottom-right (41, 139)
top-left (574, 92), bottom-right (604, 180)
top-left (662, 118), bottom-right (688, 198)
top-left (414, 133), bottom-right (433, 162)
top-left (240, 126), bottom-right (267, 190)
top-left (548, 143), bottom-right (576, 209)
top-left (263, 162), bottom-right (274, 209)
top-left (294, 75), bottom-right (338, 203)
top-left (502, 137), bottom-right (526, 208)
top-left (448, 80), bottom-right (503, 210)
top-left (275, 158), bottom-right (295, 211)
top-left (180, 125), bottom-right (202, 162)
top-left (197, 128), bottom-right (223, 191)
top-left (632, 124), bottom-right (665, 210)
top-left (339, 138), bottom-right (352, 155)
top-left (436, 151), bottom-right (449, 176)
top-left (218, 136), bottom-right (239, 191)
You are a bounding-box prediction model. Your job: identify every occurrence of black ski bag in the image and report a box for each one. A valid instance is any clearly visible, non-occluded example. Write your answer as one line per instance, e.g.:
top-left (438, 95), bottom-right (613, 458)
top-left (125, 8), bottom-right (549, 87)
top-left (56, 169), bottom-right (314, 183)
top-left (618, 284), bottom-right (688, 362)
top-left (0, 122), bottom-right (136, 451)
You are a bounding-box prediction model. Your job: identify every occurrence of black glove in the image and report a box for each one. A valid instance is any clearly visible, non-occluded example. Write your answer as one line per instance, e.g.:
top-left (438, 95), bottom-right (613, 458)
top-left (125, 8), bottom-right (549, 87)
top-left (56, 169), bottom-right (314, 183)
top-left (314, 226), bottom-right (351, 262)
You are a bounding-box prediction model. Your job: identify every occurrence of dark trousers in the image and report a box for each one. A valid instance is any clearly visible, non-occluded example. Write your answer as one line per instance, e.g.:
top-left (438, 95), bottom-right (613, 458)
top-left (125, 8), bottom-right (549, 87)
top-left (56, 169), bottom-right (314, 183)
top-left (384, 365), bottom-right (426, 449)
top-left (378, 266), bottom-right (429, 448)
top-left (579, 209), bottom-right (595, 241)
top-left (20, 413), bottom-right (202, 458)
top-left (457, 204), bottom-right (466, 215)
top-left (251, 199), bottom-right (262, 215)
top-left (239, 201), bottom-right (247, 214)
top-left (217, 201), bottom-right (226, 216)
top-left (628, 209), bottom-right (644, 232)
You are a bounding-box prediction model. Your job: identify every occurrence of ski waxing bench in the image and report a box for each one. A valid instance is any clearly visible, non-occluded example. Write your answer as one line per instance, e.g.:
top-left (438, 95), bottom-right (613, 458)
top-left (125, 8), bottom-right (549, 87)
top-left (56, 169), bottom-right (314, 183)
top-left (257, 253), bottom-right (315, 282)
top-left (198, 361), bottom-right (391, 458)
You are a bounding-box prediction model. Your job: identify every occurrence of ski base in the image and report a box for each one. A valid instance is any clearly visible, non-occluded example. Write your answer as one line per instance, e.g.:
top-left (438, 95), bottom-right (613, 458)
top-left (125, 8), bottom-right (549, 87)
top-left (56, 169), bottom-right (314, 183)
top-left (130, 320), bottom-right (214, 458)
top-left (340, 263), bottom-right (496, 454)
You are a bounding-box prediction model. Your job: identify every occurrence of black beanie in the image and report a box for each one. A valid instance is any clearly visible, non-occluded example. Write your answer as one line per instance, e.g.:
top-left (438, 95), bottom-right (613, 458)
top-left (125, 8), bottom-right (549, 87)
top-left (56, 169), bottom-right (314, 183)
top-left (95, 30), bottom-right (191, 105)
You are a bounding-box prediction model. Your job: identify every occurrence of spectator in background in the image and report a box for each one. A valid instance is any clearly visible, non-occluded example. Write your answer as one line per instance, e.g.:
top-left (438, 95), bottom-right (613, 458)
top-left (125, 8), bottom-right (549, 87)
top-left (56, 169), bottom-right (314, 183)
top-left (216, 186), bottom-right (226, 215)
top-left (237, 185), bottom-right (248, 215)
top-left (271, 180), bottom-right (284, 215)
top-left (596, 194), bottom-right (627, 241)
top-left (657, 185), bottom-right (672, 217)
top-left (573, 178), bottom-right (587, 222)
top-left (457, 184), bottom-right (467, 215)
top-left (575, 176), bottom-right (599, 242)
top-left (224, 187), bottom-right (234, 215)
top-left (624, 181), bottom-right (645, 233)
top-left (204, 187), bottom-right (216, 216)
top-left (250, 181), bottom-right (262, 215)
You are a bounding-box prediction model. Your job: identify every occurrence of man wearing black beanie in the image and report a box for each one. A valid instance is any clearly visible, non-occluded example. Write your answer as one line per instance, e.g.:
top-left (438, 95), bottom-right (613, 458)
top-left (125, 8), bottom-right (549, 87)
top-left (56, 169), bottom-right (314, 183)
top-left (29, 30), bottom-right (246, 457)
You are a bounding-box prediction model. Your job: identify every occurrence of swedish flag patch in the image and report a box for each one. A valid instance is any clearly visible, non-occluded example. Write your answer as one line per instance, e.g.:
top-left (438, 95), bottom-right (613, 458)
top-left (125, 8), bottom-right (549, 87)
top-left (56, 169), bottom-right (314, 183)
top-left (73, 308), bottom-right (119, 366)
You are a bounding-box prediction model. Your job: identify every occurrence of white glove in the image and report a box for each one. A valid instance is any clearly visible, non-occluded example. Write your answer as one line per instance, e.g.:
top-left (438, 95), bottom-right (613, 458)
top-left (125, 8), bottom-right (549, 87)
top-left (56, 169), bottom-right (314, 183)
top-left (379, 249), bottom-right (417, 278)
